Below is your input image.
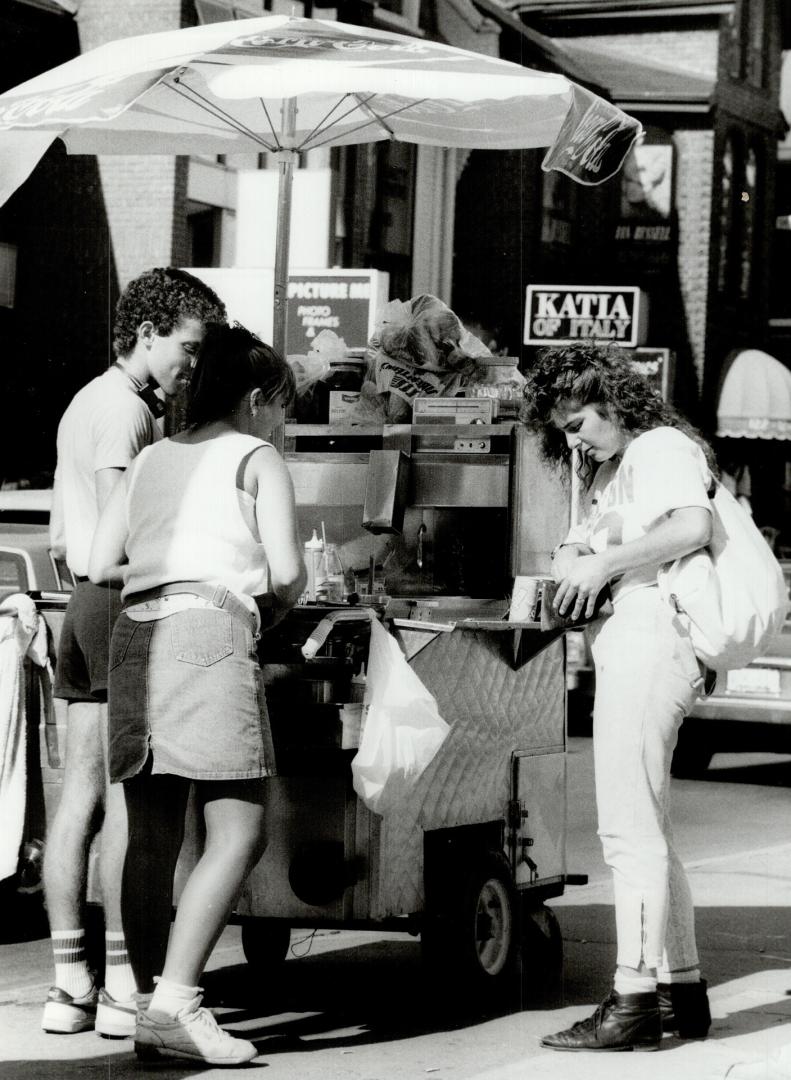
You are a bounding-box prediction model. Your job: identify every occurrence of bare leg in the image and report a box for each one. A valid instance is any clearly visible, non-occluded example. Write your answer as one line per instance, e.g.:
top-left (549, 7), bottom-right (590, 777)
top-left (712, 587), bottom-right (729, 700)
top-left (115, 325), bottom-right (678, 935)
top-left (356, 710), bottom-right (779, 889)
top-left (161, 780), bottom-right (267, 988)
top-left (122, 766), bottom-right (190, 994)
top-left (96, 702), bottom-right (127, 933)
top-left (43, 702), bottom-right (104, 930)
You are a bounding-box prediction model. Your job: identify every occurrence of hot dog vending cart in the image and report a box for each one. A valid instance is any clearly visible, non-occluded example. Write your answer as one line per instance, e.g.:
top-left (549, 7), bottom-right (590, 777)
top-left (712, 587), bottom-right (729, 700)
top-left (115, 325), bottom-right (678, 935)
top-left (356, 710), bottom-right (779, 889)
top-left (170, 414), bottom-right (582, 1000)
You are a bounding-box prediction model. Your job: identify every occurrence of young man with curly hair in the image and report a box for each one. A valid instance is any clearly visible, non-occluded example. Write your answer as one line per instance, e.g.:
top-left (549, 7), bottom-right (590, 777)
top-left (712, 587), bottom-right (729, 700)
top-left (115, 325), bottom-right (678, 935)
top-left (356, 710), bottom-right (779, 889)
top-left (43, 268), bottom-right (226, 1039)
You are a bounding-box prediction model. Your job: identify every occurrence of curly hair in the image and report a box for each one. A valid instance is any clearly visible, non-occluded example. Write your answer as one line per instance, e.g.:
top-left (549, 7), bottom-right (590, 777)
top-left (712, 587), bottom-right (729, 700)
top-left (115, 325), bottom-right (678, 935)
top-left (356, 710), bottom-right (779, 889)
top-left (113, 268), bottom-right (227, 358)
top-left (187, 323), bottom-right (295, 428)
top-left (521, 342), bottom-right (717, 483)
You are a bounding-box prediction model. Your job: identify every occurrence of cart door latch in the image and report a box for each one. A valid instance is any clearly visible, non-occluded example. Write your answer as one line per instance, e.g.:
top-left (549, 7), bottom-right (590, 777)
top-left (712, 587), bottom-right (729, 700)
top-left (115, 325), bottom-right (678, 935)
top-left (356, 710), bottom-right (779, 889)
top-left (507, 798), bottom-right (528, 830)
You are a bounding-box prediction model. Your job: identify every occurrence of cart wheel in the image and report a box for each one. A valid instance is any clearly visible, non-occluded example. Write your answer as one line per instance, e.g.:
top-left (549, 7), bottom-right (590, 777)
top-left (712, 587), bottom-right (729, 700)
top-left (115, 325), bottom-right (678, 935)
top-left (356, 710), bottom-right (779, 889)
top-left (422, 852), bottom-right (518, 1003)
top-left (240, 921), bottom-right (291, 970)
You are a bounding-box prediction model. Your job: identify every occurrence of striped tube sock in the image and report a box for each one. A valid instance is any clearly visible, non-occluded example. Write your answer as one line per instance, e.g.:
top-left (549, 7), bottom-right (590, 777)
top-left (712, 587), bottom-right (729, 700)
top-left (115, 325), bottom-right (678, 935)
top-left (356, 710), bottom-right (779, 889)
top-left (104, 932), bottom-right (137, 1002)
top-left (51, 930), bottom-right (94, 999)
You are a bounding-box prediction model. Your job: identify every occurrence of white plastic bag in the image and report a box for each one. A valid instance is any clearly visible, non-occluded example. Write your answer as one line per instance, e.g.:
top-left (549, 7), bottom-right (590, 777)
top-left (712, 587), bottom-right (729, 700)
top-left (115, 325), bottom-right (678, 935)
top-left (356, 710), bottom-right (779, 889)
top-left (658, 482), bottom-right (789, 673)
top-left (351, 619), bottom-right (450, 813)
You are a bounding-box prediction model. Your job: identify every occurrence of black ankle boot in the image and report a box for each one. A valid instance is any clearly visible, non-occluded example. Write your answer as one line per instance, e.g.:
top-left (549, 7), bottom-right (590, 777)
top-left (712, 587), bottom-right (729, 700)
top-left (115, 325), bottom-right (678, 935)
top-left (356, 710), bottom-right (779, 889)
top-left (657, 980), bottom-right (711, 1038)
top-left (541, 989), bottom-right (661, 1052)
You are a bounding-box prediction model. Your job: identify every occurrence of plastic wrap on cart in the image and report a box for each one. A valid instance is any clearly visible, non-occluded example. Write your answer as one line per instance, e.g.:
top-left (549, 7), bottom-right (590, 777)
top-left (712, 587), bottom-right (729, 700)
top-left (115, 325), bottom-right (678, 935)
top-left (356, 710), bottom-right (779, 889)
top-left (351, 619), bottom-right (449, 813)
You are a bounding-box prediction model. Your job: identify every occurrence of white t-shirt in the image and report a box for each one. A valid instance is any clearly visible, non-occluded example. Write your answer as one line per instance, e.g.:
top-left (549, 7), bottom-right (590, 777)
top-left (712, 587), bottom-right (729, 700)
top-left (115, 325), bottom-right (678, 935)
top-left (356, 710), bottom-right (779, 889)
top-left (564, 427), bottom-right (712, 602)
top-left (51, 366), bottom-right (161, 577)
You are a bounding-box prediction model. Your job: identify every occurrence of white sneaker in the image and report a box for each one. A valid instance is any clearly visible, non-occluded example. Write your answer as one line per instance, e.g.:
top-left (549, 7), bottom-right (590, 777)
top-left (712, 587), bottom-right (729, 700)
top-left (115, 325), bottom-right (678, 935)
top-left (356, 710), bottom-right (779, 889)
top-left (95, 988), bottom-right (137, 1039)
top-left (135, 998), bottom-right (258, 1065)
top-left (41, 985), bottom-right (98, 1033)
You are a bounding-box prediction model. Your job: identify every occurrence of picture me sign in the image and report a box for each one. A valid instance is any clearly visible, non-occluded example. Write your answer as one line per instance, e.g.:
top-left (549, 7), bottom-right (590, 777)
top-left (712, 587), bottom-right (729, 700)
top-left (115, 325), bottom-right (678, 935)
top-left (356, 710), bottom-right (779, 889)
top-left (524, 285), bottom-right (647, 347)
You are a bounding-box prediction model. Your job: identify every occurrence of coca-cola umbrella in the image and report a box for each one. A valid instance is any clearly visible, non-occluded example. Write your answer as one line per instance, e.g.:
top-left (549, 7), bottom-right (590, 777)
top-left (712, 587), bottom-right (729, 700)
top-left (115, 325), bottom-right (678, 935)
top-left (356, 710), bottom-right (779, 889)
top-left (0, 14), bottom-right (641, 359)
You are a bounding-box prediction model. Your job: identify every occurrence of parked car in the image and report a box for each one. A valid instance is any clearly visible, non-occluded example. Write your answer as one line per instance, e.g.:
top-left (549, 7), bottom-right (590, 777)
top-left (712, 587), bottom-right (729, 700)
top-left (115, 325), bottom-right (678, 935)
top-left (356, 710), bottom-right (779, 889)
top-left (0, 490), bottom-right (72, 599)
top-left (565, 562), bottom-right (791, 775)
top-left (671, 559), bottom-right (791, 776)
top-left (0, 490), bottom-right (72, 904)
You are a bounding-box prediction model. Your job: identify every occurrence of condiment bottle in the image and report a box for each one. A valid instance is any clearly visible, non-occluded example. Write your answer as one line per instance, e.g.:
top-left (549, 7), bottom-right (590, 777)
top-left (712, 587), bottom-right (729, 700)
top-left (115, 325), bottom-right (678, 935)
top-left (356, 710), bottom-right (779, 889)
top-left (304, 529), bottom-right (324, 602)
top-left (317, 543), bottom-right (345, 603)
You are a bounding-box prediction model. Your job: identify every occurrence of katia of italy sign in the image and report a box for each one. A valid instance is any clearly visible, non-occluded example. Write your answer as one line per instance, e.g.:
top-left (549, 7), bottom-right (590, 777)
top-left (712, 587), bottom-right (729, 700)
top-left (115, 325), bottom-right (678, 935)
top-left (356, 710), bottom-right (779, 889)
top-left (523, 285), bottom-right (647, 347)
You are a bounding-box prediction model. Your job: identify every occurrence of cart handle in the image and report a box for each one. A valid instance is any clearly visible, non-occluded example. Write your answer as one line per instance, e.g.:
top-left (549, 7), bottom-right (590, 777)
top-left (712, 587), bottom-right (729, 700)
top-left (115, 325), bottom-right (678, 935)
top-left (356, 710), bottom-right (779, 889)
top-left (301, 608), bottom-right (374, 660)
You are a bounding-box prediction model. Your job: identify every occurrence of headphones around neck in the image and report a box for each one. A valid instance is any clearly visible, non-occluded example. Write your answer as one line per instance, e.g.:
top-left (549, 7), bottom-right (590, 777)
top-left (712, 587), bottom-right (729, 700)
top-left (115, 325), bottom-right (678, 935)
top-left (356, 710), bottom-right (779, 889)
top-left (114, 362), bottom-right (166, 418)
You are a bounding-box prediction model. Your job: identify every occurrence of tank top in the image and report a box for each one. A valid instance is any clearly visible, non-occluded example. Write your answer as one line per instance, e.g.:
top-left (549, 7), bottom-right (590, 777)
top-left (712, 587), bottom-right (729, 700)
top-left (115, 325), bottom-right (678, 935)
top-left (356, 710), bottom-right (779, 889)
top-left (122, 432), bottom-right (271, 610)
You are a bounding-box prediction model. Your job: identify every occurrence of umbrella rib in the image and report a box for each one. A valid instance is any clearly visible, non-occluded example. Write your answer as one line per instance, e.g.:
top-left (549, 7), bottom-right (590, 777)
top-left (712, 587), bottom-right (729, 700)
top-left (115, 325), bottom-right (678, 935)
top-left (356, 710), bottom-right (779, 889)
top-left (258, 98), bottom-right (280, 147)
top-left (165, 78), bottom-right (278, 151)
top-left (304, 98), bottom-right (428, 151)
top-left (296, 94), bottom-right (379, 150)
top-left (352, 94), bottom-right (395, 137)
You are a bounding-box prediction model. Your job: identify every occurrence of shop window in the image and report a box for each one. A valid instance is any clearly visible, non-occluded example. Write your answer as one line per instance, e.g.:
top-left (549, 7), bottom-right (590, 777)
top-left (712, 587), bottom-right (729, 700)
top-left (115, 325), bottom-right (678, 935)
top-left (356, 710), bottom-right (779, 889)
top-left (333, 141), bottom-right (415, 300)
top-left (187, 205), bottom-right (223, 267)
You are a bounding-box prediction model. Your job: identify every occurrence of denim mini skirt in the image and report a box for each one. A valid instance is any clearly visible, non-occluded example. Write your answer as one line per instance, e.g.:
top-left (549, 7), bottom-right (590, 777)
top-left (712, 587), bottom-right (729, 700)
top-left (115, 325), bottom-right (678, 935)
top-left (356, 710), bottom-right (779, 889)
top-left (107, 607), bottom-right (276, 783)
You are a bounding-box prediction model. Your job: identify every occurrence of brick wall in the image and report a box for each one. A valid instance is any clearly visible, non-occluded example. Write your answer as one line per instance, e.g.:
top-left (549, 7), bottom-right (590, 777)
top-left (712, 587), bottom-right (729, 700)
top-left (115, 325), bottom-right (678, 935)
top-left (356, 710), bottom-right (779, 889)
top-left (75, 0), bottom-right (190, 287)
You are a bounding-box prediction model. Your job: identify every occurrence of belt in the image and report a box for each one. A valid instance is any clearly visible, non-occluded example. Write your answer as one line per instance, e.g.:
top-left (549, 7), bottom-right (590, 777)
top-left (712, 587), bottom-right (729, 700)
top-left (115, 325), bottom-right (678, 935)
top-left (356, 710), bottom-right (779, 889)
top-left (74, 575), bottom-right (122, 590)
top-left (123, 582), bottom-right (258, 633)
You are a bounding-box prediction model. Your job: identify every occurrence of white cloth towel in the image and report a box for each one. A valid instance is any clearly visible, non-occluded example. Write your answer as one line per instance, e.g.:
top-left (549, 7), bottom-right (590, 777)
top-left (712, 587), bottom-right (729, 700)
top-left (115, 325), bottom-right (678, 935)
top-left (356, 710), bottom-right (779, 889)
top-left (0, 594), bottom-right (50, 883)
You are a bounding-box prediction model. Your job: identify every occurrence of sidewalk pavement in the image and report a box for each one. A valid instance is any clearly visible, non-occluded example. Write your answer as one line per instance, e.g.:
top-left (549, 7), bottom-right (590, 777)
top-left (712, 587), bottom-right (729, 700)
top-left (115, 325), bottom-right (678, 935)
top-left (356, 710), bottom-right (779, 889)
top-left (0, 842), bottom-right (789, 1080)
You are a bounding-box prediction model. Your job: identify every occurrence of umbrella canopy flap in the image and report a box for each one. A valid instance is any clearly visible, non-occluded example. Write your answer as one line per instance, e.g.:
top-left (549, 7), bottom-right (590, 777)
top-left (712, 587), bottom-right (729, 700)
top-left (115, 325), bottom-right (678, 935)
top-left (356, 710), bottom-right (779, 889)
top-left (0, 14), bottom-right (641, 205)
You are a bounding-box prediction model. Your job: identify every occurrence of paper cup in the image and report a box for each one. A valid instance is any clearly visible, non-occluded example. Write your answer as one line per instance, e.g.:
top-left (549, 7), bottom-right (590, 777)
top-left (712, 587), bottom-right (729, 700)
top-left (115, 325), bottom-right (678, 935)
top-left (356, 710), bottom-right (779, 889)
top-left (509, 575), bottom-right (552, 622)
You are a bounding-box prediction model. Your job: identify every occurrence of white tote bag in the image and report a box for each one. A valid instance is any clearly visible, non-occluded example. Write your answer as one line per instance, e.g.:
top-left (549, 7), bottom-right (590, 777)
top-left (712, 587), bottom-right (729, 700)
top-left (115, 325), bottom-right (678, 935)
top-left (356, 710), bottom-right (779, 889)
top-left (657, 482), bottom-right (789, 673)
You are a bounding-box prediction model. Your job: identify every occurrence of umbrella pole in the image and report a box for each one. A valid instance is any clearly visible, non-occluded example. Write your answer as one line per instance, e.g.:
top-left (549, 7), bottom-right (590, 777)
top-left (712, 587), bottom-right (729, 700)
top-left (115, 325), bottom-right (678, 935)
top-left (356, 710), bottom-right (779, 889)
top-left (273, 97), bottom-right (298, 453)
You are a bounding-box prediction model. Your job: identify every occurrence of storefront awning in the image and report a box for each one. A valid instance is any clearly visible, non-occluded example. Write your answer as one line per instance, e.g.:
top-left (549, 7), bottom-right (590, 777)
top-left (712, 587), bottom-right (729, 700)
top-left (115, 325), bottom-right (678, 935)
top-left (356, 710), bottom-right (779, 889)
top-left (545, 40), bottom-right (714, 113)
top-left (717, 349), bottom-right (791, 440)
top-left (469, 0), bottom-right (608, 94)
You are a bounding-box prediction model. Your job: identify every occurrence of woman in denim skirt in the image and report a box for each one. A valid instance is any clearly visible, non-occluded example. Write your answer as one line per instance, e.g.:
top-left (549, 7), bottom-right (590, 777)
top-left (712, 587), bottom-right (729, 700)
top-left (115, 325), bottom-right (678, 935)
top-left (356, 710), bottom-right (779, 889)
top-left (522, 343), bottom-right (716, 1053)
top-left (89, 324), bottom-right (306, 1065)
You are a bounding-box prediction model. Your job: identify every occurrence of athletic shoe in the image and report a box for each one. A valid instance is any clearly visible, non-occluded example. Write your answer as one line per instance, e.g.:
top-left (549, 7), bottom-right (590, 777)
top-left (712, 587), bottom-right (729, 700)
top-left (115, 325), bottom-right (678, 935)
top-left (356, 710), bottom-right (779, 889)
top-left (95, 987), bottom-right (137, 1039)
top-left (135, 998), bottom-right (258, 1065)
top-left (41, 985), bottom-right (98, 1034)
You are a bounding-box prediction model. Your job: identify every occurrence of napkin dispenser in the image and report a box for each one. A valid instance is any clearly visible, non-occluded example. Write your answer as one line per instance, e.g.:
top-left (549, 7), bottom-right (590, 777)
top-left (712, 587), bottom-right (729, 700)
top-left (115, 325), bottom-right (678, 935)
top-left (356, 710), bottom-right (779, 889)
top-left (362, 449), bottom-right (410, 534)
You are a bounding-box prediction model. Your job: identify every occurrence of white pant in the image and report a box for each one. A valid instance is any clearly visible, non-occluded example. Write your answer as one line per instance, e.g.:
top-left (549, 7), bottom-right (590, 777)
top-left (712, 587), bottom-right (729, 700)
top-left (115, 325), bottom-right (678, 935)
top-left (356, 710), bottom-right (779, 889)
top-left (589, 587), bottom-right (703, 972)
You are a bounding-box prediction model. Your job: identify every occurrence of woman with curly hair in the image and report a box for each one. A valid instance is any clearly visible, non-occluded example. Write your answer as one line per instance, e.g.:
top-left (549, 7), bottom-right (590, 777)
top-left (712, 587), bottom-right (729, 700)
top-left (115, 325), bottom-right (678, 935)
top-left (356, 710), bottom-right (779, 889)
top-left (522, 343), bottom-right (714, 1053)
